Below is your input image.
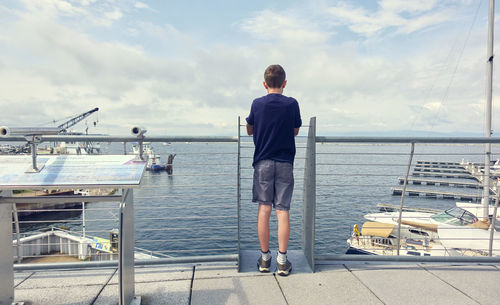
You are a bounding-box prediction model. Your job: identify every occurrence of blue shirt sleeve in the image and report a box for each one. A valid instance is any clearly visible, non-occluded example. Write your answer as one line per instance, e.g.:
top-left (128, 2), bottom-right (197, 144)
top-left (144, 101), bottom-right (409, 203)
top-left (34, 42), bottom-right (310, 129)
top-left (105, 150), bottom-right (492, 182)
top-left (246, 101), bottom-right (255, 125)
top-left (294, 100), bottom-right (302, 128)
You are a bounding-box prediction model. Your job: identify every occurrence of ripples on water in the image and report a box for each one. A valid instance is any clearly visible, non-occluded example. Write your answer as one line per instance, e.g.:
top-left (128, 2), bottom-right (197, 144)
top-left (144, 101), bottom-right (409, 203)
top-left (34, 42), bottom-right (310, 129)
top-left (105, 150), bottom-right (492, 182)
top-left (18, 142), bottom-right (499, 256)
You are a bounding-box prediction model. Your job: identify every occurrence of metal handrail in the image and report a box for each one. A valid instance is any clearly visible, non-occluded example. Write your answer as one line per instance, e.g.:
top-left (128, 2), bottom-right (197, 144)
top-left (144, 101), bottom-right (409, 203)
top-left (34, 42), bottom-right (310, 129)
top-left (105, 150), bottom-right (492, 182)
top-left (5, 131), bottom-right (500, 271)
top-left (2, 134), bottom-right (500, 144)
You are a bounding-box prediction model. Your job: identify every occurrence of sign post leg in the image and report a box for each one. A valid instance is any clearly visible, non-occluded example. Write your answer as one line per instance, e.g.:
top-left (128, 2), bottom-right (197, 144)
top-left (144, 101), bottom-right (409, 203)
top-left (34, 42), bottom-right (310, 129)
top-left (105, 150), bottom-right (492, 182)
top-left (119, 189), bottom-right (140, 305)
top-left (0, 190), bottom-right (14, 304)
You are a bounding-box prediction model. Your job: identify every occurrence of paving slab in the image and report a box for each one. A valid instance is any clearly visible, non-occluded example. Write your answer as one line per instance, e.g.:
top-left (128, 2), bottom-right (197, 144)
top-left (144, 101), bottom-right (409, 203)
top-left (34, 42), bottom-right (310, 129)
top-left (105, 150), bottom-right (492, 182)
top-left (346, 263), bottom-right (477, 305)
top-left (239, 250), bottom-right (312, 274)
top-left (15, 268), bottom-right (116, 289)
top-left (420, 263), bottom-right (500, 305)
top-left (108, 264), bottom-right (193, 284)
top-left (195, 262), bottom-right (261, 279)
top-left (276, 264), bottom-right (383, 305)
top-left (94, 281), bottom-right (191, 305)
top-left (191, 274), bottom-right (286, 305)
top-left (15, 285), bottom-right (102, 305)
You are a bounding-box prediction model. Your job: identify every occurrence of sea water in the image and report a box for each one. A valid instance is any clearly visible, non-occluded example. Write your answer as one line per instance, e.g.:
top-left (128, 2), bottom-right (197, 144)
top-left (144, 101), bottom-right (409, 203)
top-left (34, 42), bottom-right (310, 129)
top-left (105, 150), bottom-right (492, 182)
top-left (17, 141), bottom-right (499, 256)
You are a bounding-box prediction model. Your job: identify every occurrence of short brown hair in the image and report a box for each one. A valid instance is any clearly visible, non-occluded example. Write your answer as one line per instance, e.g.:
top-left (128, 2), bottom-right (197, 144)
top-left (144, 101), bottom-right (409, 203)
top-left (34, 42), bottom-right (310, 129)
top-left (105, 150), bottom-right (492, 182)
top-left (264, 65), bottom-right (286, 88)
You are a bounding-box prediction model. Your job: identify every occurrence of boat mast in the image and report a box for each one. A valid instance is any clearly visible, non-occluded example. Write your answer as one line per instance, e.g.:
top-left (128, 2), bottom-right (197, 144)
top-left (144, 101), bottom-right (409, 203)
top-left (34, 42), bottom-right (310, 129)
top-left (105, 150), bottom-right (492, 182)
top-left (482, 0), bottom-right (495, 220)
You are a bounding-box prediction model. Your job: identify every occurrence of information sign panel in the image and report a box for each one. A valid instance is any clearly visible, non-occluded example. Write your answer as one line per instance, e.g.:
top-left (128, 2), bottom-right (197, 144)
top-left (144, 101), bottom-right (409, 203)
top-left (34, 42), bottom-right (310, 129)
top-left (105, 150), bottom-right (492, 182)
top-left (0, 155), bottom-right (146, 189)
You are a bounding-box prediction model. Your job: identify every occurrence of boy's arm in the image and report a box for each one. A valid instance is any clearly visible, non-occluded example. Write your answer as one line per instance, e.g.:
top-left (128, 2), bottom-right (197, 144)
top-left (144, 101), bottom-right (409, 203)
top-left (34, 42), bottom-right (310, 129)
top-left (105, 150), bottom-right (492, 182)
top-left (294, 127), bottom-right (300, 136)
top-left (246, 123), bottom-right (254, 135)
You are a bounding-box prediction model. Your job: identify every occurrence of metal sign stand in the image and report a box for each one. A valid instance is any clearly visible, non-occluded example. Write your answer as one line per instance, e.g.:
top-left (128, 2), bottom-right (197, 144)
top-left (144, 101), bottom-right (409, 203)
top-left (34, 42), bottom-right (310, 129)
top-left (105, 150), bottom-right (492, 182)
top-left (119, 189), bottom-right (140, 305)
top-left (0, 191), bottom-right (14, 304)
top-left (0, 154), bottom-right (145, 305)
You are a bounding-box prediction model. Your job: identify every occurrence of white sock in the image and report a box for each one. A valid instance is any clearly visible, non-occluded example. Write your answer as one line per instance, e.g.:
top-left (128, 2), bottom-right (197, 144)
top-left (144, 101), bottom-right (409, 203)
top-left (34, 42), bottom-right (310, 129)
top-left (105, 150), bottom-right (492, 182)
top-left (261, 250), bottom-right (271, 261)
top-left (277, 251), bottom-right (287, 264)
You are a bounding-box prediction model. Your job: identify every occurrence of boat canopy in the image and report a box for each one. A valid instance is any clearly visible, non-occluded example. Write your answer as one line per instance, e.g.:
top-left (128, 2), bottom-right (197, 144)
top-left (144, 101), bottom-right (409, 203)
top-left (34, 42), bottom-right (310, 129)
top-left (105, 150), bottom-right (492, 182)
top-left (361, 222), bottom-right (395, 237)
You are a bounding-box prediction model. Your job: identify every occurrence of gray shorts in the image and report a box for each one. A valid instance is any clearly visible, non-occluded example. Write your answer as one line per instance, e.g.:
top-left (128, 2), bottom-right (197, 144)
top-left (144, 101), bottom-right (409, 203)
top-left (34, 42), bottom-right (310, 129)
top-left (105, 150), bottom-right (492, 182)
top-left (252, 159), bottom-right (294, 211)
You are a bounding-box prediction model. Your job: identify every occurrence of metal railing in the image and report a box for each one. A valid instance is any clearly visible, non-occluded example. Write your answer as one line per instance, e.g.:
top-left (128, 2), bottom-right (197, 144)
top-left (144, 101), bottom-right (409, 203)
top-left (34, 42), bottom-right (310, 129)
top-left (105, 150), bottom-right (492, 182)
top-left (2, 118), bottom-right (500, 272)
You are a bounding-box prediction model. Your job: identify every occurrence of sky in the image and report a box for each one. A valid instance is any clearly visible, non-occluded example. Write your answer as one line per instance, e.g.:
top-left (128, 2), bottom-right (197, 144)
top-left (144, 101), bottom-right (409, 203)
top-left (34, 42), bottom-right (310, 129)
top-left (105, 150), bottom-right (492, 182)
top-left (0, 0), bottom-right (499, 136)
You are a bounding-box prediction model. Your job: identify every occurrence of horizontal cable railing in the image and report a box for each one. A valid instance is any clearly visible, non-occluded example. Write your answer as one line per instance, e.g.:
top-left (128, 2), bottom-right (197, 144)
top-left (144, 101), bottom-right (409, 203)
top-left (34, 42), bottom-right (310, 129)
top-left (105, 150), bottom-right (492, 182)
top-left (314, 139), bottom-right (500, 260)
top-left (3, 130), bottom-right (500, 269)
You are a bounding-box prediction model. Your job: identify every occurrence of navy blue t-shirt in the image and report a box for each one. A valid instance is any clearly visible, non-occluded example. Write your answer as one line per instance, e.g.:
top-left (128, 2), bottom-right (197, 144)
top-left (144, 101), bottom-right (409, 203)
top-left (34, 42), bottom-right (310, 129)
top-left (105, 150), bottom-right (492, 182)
top-left (246, 93), bottom-right (302, 166)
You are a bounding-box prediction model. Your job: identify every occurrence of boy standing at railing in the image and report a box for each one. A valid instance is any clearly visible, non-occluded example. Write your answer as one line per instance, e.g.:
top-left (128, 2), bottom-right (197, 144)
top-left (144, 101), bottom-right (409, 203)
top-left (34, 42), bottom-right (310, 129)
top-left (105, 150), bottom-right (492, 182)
top-left (246, 64), bottom-right (302, 276)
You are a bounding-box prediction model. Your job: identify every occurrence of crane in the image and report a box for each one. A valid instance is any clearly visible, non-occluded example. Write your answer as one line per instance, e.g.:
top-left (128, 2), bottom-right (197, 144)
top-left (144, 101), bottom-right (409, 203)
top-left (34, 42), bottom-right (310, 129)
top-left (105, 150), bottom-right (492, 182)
top-left (57, 107), bottom-right (99, 133)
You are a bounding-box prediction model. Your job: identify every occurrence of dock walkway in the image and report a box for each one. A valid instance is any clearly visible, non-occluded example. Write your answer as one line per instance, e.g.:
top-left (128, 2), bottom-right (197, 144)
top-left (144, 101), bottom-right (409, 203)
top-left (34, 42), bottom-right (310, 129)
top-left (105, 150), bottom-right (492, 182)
top-left (391, 187), bottom-right (482, 200)
top-left (13, 261), bottom-right (500, 305)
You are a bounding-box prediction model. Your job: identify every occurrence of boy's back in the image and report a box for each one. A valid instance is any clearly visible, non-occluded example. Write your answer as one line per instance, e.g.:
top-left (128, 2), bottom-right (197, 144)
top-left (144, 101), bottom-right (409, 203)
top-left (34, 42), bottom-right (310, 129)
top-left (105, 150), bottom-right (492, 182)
top-left (245, 64), bottom-right (301, 276)
top-left (247, 93), bottom-right (301, 166)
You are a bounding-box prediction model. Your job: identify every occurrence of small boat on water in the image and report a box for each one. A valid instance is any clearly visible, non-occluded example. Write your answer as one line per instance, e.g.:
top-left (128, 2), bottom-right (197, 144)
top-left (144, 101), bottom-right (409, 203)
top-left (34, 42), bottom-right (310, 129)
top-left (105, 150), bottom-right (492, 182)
top-left (346, 221), bottom-right (492, 257)
top-left (132, 143), bottom-right (175, 172)
top-left (364, 206), bottom-right (489, 236)
top-left (346, 221), bottom-right (446, 256)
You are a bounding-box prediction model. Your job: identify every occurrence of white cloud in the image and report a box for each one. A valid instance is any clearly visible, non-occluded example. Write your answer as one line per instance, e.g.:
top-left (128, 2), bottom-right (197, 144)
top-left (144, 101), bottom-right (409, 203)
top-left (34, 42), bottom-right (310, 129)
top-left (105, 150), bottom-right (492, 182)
top-left (379, 0), bottom-right (439, 14)
top-left (0, 0), bottom-right (496, 136)
top-left (423, 102), bottom-right (444, 111)
top-left (239, 10), bottom-right (331, 44)
top-left (17, 0), bottom-right (126, 27)
top-left (327, 0), bottom-right (453, 37)
top-left (104, 9), bottom-right (122, 21)
top-left (19, 0), bottom-right (87, 17)
top-left (134, 2), bottom-right (149, 10)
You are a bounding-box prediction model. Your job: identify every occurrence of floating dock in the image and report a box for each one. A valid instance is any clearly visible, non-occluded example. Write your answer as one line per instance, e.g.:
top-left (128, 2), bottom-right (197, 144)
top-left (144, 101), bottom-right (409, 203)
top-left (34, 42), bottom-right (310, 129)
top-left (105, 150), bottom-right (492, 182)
top-left (398, 177), bottom-right (481, 188)
top-left (391, 160), bottom-right (498, 202)
top-left (412, 172), bottom-right (474, 179)
top-left (413, 167), bottom-right (468, 174)
top-left (416, 161), bottom-right (462, 166)
top-left (391, 187), bottom-right (483, 201)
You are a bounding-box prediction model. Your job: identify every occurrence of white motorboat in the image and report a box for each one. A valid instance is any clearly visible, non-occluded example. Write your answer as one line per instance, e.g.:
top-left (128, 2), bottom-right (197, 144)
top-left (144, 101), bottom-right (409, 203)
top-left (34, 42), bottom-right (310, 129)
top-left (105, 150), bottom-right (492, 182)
top-left (348, 207), bottom-right (497, 256)
top-left (346, 221), bottom-right (447, 256)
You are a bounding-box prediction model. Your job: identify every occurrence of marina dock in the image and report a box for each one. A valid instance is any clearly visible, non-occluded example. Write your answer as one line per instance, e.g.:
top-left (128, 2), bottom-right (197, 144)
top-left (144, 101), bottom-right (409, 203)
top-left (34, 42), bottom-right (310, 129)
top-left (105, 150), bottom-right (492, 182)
top-left (392, 160), bottom-right (496, 200)
top-left (13, 261), bottom-right (500, 305)
top-left (397, 177), bottom-right (481, 188)
top-left (416, 161), bottom-right (462, 167)
top-left (391, 187), bottom-right (482, 200)
top-left (411, 172), bottom-right (475, 179)
top-left (413, 167), bottom-right (468, 174)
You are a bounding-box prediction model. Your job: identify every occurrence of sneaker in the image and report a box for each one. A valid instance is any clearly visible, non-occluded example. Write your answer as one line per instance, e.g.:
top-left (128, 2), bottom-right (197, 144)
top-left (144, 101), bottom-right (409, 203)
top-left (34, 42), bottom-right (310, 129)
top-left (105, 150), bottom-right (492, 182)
top-left (257, 256), bottom-right (271, 273)
top-left (277, 259), bottom-right (292, 276)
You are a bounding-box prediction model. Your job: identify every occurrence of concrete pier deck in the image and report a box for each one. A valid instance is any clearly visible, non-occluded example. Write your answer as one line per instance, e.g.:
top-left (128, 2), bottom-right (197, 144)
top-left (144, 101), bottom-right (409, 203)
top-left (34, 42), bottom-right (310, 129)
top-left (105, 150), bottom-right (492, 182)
top-left (13, 261), bottom-right (500, 305)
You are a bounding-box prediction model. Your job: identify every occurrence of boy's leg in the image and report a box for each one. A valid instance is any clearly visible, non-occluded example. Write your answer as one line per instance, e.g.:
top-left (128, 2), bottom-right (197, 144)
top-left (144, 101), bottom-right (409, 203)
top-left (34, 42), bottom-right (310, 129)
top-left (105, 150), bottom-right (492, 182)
top-left (276, 209), bottom-right (290, 253)
top-left (257, 203), bottom-right (272, 252)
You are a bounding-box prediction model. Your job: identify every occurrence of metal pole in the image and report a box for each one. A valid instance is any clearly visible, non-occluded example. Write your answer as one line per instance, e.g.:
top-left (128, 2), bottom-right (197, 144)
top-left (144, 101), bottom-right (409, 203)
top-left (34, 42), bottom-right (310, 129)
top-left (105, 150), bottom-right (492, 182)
top-left (489, 179), bottom-right (500, 256)
top-left (237, 116), bottom-right (242, 271)
top-left (483, 0), bottom-right (495, 220)
top-left (82, 201), bottom-right (86, 238)
top-left (396, 142), bottom-right (415, 255)
top-left (31, 141), bottom-right (38, 171)
top-left (12, 203), bottom-right (22, 263)
top-left (139, 140), bottom-right (144, 161)
top-left (302, 117), bottom-right (316, 271)
top-left (119, 189), bottom-right (136, 305)
top-left (0, 190), bottom-right (14, 304)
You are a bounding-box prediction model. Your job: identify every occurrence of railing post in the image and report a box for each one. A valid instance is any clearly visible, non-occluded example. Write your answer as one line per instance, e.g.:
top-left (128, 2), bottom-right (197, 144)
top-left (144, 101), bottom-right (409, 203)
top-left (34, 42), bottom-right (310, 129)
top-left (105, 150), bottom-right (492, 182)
top-left (0, 190), bottom-right (14, 304)
top-left (489, 179), bottom-right (500, 256)
top-left (12, 203), bottom-right (22, 263)
top-left (237, 116), bottom-right (242, 271)
top-left (119, 188), bottom-right (138, 305)
top-left (302, 117), bottom-right (316, 271)
top-left (396, 142), bottom-right (415, 255)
